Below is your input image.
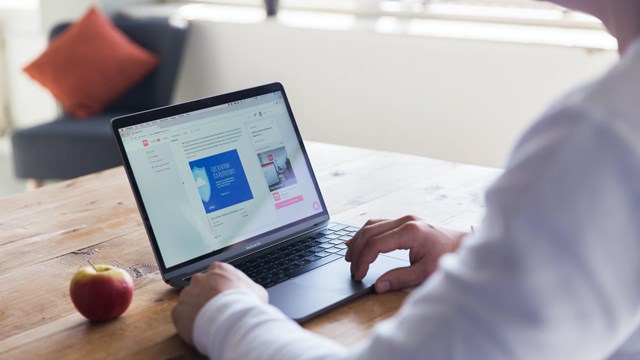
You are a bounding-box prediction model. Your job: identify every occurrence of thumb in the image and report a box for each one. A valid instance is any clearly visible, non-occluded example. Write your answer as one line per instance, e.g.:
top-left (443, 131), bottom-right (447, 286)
top-left (374, 266), bottom-right (427, 294)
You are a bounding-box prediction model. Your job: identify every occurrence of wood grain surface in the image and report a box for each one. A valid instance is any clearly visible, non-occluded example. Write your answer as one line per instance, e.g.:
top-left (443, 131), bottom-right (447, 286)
top-left (0, 142), bottom-right (500, 359)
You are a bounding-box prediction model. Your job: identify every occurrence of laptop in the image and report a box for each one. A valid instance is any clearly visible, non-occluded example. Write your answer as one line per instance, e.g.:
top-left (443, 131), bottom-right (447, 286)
top-left (111, 82), bottom-right (408, 322)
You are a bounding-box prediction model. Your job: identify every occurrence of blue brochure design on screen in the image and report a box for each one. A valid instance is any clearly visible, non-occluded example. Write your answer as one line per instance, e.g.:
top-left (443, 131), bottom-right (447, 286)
top-left (190, 149), bottom-right (254, 214)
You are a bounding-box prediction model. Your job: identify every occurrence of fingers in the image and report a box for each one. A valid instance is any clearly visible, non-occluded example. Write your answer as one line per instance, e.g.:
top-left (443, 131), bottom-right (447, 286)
top-left (374, 264), bottom-right (431, 294)
top-left (346, 216), bottom-right (421, 277)
top-left (207, 260), bottom-right (233, 272)
top-left (346, 216), bottom-right (419, 262)
top-left (204, 262), bottom-right (248, 282)
top-left (204, 261), bottom-right (268, 303)
top-left (344, 219), bottom-right (385, 248)
top-left (350, 221), bottom-right (424, 280)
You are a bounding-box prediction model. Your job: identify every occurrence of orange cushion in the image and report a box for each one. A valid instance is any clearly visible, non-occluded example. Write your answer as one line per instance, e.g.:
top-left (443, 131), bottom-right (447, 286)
top-left (23, 7), bottom-right (159, 119)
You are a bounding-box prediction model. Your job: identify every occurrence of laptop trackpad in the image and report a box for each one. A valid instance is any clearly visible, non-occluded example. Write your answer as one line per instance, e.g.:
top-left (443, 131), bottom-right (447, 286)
top-left (268, 254), bottom-right (409, 322)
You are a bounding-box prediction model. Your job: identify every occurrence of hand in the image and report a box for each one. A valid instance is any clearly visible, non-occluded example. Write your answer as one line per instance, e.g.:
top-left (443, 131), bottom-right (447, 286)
top-left (171, 261), bottom-right (268, 346)
top-left (345, 215), bottom-right (465, 293)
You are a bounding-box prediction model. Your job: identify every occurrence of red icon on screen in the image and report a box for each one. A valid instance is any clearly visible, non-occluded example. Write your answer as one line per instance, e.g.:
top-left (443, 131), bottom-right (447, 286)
top-left (142, 139), bottom-right (149, 147)
top-left (273, 192), bottom-right (281, 201)
top-left (268, 154), bottom-right (274, 161)
top-left (313, 202), bottom-right (320, 210)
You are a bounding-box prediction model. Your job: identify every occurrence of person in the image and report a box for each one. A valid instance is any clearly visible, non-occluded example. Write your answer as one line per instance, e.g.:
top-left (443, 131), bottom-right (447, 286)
top-left (172, 1), bottom-right (640, 358)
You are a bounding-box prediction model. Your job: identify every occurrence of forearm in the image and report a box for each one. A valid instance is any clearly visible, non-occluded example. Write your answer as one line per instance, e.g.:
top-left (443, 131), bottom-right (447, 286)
top-left (194, 289), bottom-right (347, 360)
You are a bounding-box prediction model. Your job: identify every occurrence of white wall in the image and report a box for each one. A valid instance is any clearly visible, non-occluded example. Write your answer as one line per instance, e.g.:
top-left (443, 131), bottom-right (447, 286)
top-left (0, 28), bottom-right (5, 133)
top-left (0, 2), bottom-right (57, 129)
top-left (173, 19), bottom-right (618, 167)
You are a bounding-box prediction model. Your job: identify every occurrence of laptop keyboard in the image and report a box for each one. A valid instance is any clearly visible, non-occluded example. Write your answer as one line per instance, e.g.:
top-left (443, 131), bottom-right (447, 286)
top-left (231, 223), bottom-right (359, 288)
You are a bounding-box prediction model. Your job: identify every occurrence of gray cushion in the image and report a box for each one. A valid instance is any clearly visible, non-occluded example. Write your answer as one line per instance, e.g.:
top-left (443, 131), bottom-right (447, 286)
top-left (12, 113), bottom-right (127, 179)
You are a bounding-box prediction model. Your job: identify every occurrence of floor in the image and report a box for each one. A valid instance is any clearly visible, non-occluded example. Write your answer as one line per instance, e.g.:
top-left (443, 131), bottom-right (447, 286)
top-left (0, 136), bottom-right (26, 198)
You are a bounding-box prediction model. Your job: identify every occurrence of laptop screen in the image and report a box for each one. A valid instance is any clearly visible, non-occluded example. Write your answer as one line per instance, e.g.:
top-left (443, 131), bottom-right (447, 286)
top-left (115, 86), bottom-right (327, 270)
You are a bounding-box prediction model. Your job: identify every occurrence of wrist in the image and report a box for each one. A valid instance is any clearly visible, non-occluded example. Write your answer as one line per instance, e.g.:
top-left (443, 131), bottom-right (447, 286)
top-left (439, 228), bottom-right (467, 252)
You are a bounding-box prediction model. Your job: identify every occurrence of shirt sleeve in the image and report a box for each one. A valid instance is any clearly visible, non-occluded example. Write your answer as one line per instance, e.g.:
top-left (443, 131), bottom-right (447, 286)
top-left (194, 106), bottom-right (640, 360)
top-left (193, 288), bottom-right (347, 359)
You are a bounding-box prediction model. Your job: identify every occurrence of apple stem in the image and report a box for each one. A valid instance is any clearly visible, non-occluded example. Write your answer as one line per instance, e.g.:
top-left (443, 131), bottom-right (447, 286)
top-left (87, 259), bottom-right (99, 272)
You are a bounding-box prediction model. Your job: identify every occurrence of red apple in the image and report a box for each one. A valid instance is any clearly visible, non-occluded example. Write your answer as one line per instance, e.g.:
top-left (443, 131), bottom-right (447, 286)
top-left (69, 264), bottom-right (134, 322)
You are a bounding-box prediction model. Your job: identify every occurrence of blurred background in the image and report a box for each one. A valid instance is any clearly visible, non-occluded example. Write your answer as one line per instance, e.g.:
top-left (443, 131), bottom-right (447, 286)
top-left (0, 0), bottom-right (618, 196)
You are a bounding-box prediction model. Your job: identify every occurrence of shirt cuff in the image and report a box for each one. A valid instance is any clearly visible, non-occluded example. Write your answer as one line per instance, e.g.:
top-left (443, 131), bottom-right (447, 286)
top-left (192, 288), bottom-right (270, 356)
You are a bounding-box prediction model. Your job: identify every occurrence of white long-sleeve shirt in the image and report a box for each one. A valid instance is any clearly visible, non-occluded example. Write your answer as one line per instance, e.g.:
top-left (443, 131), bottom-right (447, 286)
top-left (193, 37), bottom-right (640, 360)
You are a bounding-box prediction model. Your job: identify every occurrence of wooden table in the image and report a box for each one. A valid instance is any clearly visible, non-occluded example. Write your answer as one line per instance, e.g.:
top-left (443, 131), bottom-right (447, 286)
top-left (0, 142), bottom-right (500, 359)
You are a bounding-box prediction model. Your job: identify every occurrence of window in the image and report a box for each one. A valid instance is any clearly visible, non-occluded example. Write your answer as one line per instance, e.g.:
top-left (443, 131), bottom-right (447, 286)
top-left (178, 0), bottom-right (603, 29)
top-left (366, 0), bottom-right (601, 29)
top-left (167, 0), bottom-right (612, 49)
